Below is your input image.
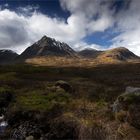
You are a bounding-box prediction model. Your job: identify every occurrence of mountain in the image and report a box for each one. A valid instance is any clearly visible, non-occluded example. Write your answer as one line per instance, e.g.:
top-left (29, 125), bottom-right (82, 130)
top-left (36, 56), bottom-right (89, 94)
top-left (19, 36), bottom-right (77, 60)
top-left (0, 50), bottom-right (18, 64)
top-left (78, 48), bottom-right (102, 58)
top-left (96, 47), bottom-right (140, 63)
top-left (24, 46), bottom-right (139, 66)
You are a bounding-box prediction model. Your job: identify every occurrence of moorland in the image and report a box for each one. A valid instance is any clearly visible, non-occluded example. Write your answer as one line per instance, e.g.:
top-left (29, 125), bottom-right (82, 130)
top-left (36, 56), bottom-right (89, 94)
top-left (0, 62), bottom-right (140, 140)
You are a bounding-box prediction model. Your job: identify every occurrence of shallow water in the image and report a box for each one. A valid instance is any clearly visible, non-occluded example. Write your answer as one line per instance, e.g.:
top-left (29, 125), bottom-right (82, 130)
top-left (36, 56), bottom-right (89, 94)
top-left (0, 115), bottom-right (8, 135)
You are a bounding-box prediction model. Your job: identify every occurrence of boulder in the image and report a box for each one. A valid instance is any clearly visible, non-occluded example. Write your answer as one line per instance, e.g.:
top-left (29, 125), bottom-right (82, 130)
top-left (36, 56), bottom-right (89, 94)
top-left (55, 80), bottom-right (73, 93)
top-left (113, 86), bottom-right (140, 129)
top-left (125, 86), bottom-right (140, 93)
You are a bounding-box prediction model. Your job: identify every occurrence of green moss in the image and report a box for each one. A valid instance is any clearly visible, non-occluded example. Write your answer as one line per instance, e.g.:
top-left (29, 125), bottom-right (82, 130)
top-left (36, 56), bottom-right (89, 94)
top-left (96, 99), bottom-right (107, 107)
top-left (15, 90), bottom-right (71, 111)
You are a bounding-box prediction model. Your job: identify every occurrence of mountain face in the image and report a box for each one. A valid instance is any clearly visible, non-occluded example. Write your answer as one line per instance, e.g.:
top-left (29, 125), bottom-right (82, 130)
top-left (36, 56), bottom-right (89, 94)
top-left (78, 48), bottom-right (102, 58)
top-left (97, 47), bottom-right (139, 62)
top-left (19, 36), bottom-right (76, 59)
top-left (0, 50), bottom-right (18, 64)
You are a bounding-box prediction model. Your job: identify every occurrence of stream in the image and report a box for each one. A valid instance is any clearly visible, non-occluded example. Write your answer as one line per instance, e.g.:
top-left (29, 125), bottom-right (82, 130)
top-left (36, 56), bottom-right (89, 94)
top-left (0, 115), bottom-right (8, 136)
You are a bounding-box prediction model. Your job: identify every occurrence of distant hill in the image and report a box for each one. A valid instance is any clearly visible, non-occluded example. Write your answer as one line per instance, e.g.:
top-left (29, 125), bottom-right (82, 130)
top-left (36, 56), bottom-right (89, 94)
top-left (96, 47), bottom-right (140, 63)
top-left (0, 50), bottom-right (18, 64)
top-left (78, 48), bottom-right (102, 58)
top-left (18, 36), bottom-right (77, 60)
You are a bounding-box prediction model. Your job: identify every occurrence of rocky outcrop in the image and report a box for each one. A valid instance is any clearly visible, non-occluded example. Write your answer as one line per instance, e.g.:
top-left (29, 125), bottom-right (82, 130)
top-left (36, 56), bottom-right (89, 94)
top-left (113, 86), bottom-right (140, 129)
top-left (10, 121), bottom-right (42, 140)
top-left (125, 86), bottom-right (140, 93)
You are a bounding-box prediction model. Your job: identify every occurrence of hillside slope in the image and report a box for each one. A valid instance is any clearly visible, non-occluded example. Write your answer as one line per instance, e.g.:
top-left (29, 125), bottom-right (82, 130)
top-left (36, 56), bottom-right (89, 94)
top-left (96, 47), bottom-right (139, 63)
top-left (25, 47), bottom-right (140, 66)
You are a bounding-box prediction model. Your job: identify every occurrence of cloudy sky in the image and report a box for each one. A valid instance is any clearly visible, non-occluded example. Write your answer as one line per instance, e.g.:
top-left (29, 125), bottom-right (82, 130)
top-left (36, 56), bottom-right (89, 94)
top-left (0, 0), bottom-right (140, 55)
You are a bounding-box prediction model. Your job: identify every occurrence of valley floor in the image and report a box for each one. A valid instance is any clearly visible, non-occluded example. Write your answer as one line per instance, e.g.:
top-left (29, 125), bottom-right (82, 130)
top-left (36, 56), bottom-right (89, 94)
top-left (25, 56), bottom-right (140, 67)
top-left (0, 63), bottom-right (140, 139)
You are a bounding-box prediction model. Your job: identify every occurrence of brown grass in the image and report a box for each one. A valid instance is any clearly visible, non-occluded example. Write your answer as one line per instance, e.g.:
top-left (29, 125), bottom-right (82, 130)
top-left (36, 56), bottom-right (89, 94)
top-left (25, 56), bottom-right (140, 67)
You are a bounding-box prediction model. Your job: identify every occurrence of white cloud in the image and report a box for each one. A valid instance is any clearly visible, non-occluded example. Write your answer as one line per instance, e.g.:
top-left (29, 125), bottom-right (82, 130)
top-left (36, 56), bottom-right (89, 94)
top-left (60, 0), bottom-right (140, 56)
top-left (60, 0), bottom-right (114, 33)
top-left (0, 8), bottom-right (85, 54)
top-left (0, 9), bottom-right (30, 53)
top-left (0, 1), bottom-right (113, 54)
top-left (0, 0), bottom-right (139, 56)
top-left (74, 41), bottom-right (103, 51)
top-left (109, 0), bottom-right (140, 56)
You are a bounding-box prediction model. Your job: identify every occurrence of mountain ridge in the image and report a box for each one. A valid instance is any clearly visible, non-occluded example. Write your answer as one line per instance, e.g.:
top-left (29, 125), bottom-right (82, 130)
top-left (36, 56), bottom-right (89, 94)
top-left (0, 50), bottom-right (18, 64)
top-left (0, 36), bottom-right (139, 65)
top-left (78, 48), bottom-right (103, 58)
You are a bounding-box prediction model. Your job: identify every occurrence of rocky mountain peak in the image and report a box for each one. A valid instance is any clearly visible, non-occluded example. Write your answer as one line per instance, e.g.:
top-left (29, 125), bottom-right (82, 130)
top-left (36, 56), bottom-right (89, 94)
top-left (19, 35), bottom-right (77, 59)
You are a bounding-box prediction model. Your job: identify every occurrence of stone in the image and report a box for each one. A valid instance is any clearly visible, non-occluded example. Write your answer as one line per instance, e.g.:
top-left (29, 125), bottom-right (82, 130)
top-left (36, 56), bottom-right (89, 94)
top-left (125, 86), bottom-right (140, 93)
top-left (55, 80), bottom-right (73, 93)
top-left (113, 86), bottom-right (140, 129)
